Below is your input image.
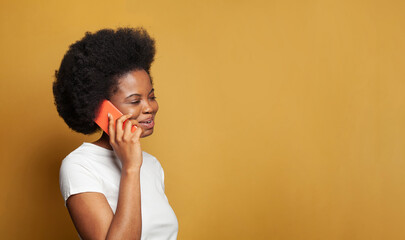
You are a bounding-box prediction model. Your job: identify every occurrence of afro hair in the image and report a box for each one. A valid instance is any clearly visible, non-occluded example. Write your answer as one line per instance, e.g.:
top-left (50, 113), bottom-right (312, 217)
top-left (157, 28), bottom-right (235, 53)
top-left (52, 27), bottom-right (155, 135)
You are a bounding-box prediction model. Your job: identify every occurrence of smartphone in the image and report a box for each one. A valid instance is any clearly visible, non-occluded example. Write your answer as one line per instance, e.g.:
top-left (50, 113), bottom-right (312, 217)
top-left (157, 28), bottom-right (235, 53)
top-left (94, 100), bottom-right (136, 135)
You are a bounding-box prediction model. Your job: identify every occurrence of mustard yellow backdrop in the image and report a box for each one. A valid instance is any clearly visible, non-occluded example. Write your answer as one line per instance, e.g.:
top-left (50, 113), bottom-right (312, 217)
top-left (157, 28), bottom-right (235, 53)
top-left (1, 0), bottom-right (404, 239)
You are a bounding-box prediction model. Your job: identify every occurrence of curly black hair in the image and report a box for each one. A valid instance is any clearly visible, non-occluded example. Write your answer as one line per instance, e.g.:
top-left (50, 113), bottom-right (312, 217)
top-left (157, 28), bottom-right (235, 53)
top-left (52, 27), bottom-right (156, 135)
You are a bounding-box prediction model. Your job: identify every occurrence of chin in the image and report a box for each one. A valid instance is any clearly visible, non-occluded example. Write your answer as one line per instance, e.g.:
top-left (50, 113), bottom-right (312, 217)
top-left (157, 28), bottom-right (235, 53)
top-left (141, 129), bottom-right (154, 138)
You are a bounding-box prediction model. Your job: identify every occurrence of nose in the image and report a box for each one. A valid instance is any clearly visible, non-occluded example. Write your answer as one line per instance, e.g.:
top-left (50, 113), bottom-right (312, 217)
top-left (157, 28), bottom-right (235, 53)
top-left (142, 100), bottom-right (153, 114)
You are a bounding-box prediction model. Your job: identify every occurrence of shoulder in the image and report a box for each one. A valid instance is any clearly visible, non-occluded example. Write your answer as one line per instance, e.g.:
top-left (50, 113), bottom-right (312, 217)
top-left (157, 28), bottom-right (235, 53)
top-left (60, 144), bottom-right (94, 174)
top-left (60, 142), bottom-right (113, 173)
top-left (59, 143), bottom-right (104, 189)
top-left (59, 143), bottom-right (104, 203)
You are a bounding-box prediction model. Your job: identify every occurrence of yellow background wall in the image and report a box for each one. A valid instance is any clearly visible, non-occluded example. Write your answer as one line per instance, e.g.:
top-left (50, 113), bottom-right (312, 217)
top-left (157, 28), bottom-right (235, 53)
top-left (1, 0), bottom-right (404, 239)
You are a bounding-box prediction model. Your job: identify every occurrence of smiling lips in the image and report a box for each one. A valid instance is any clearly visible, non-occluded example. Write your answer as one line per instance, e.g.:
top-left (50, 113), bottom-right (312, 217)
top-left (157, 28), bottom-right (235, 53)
top-left (138, 118), bottom-right (155, 129)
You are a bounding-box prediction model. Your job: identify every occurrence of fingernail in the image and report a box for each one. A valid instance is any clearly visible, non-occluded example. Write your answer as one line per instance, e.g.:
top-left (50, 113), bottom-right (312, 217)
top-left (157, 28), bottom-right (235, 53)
top-left (108, 113), bottom-right (111, 117)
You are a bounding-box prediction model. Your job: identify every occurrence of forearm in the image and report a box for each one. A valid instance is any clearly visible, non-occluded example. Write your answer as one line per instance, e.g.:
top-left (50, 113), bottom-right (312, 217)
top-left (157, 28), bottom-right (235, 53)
top-left (106, 168), bottom-right (142, 240)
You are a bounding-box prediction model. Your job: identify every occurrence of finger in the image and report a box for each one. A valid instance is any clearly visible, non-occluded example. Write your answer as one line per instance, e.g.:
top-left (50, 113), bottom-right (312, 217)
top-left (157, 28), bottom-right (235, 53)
top-left (108, 113), bottom-right (115, 142)
top-left (115, 113), bottom-right (132, 141)
top-left (129, 119), bottom-right (139, 134)
top-left (132, 124), bottom-right (143, 140)
top-left (123, 118), bottom-right (134, 139)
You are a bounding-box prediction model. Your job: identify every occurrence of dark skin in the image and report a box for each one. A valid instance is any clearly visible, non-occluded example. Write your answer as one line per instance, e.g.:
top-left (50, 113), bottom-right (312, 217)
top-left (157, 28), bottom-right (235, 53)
top-left (93, 69), bottom-right (159, 150)
top-left (66, 69), bottom-right (159, 240)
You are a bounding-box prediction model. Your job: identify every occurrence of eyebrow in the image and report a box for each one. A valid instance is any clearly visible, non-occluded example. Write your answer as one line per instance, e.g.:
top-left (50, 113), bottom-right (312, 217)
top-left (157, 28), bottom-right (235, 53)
top-left (125, 88), bottom-right (154, 99)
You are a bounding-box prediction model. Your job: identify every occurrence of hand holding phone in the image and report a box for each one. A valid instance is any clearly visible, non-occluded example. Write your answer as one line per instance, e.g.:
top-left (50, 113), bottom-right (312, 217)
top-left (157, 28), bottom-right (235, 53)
top-left (94, 100), bottom-right (136, 135)
top-left (95, 100), bottom-right (143, 169)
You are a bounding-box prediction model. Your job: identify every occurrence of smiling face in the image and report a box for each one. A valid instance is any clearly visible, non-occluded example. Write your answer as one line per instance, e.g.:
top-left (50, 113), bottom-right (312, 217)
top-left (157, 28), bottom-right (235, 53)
top-left (109, 69), bottom-right (159, 138)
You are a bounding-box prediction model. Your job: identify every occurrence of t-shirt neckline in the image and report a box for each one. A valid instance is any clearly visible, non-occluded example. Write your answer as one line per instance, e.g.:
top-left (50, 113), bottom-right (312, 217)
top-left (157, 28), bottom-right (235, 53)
top-left (83, 142), bottom-right (114, 154)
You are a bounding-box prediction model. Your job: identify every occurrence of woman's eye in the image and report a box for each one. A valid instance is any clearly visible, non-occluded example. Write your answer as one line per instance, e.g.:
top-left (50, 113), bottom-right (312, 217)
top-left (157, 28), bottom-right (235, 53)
top-left (130, 97), bottom-right (156, 104)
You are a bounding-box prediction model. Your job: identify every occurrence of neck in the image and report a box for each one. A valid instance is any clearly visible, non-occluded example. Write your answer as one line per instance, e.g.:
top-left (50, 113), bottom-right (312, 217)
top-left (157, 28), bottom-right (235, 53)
top-left (92, 131), bottom-right (113, 150)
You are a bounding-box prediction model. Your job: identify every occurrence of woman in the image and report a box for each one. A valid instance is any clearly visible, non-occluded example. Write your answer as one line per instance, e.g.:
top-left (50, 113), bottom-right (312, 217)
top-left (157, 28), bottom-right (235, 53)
top-left (53, 28), bottom-right (178, 239)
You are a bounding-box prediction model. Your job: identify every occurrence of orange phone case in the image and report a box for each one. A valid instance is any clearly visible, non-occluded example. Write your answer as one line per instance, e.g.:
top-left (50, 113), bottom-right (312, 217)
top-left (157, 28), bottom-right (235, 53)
top-left (94, 100), bottom-right (136, 135)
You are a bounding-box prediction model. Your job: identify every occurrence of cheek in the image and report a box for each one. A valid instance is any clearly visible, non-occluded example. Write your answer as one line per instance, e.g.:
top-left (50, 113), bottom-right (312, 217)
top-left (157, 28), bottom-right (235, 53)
top-left (153, 101), bottom-right (159, 113)
top-left (124, 107), bottom-right (142, 118)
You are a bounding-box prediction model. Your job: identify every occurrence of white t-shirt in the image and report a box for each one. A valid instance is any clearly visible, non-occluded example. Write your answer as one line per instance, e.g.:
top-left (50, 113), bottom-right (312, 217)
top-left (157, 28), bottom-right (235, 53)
top-left (59, 142), bottom-right (178, 240)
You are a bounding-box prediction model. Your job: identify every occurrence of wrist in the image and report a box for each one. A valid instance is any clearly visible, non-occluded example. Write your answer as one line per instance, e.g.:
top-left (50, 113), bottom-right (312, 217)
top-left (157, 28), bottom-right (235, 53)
top-left (122, 165), bottom-right (141, 175)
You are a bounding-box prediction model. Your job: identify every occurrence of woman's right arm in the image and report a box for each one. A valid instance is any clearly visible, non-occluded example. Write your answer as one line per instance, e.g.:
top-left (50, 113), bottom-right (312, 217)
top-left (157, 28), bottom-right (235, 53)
top-left (66, 113), bottom-right (143, 240)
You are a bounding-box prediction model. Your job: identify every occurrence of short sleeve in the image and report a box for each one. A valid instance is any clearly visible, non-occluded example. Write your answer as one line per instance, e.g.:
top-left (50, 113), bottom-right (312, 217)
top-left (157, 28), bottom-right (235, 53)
top-left (160, 166), bottom-right (165, 192)
top-left (152, 156), bottom-right (165, 192)
top-left (59, 158), bottom-right (103, 206)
